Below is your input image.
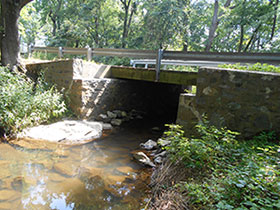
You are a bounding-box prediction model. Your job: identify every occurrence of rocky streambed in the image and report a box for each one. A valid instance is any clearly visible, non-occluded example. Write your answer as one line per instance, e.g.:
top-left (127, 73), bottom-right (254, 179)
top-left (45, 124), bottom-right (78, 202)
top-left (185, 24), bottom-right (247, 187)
top-left (0, 115), bottom-right (168, 210)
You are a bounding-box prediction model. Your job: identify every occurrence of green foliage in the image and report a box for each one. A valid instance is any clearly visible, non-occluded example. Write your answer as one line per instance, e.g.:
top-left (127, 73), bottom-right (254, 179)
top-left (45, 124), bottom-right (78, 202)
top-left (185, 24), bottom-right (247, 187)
top-left (0, 67), bottom-right (67, 134)
top-left (21, 0), bottom-right (280, 53)
top-left (219, 63), bottom-right (280, 73)
top-left (165, 121), bottom-right (239, 170)
top-left (164, 121), bottom-right (280, 209)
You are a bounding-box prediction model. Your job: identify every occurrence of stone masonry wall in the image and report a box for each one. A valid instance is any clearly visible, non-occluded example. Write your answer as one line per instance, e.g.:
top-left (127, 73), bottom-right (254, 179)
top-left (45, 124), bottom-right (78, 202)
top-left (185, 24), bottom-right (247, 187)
top-left (26, 60), bottom-right (75, 92)
top-left (26, 59), bottom-right (181, 119)
top-left (177, 67), bottom-right (280, 138)
top-left (79, 79), bottom-right (181, 120)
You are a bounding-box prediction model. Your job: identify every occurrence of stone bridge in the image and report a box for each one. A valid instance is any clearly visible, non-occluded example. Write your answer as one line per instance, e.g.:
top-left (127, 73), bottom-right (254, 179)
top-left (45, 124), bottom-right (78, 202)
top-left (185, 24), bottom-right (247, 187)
top-left (26, 59), bottom-right (280, 138)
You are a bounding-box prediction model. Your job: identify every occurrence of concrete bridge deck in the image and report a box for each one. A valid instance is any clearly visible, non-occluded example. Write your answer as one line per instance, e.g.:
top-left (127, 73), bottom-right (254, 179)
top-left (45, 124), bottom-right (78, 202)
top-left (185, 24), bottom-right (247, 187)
top-left (111, 66), bottom-right (197, 86)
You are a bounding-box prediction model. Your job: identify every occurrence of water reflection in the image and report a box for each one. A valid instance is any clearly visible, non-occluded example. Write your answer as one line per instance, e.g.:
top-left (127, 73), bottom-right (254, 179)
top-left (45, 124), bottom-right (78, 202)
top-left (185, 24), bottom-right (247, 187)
top-left (0, 123), bottom-right (158, 209)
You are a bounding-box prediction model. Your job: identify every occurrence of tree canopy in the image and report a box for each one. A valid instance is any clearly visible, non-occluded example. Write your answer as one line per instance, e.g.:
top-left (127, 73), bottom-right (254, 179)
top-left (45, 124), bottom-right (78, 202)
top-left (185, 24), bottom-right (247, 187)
top-left (15, 0), bottom-right (280, 52)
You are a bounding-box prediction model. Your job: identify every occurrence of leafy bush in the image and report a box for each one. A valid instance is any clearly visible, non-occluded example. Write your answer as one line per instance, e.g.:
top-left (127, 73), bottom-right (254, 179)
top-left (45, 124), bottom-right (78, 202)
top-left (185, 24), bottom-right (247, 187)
top-left (0, 67), bottom-right (67, 134)
top-left (164, 121), bottom-right (280, 209)
top-left (219, 63), bottom-right (280, 73)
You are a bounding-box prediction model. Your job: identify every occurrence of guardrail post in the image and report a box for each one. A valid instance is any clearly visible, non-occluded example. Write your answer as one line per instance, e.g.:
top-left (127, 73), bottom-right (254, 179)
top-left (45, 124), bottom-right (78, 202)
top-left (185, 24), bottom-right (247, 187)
top-left (87, 48), bottom-right (92, 61)
top-left (58, 47), bottom-right (63, 59)
top-left (28, 45), bottom-right (33, 58)
top-left (155, 49), bottom-right (164, 82)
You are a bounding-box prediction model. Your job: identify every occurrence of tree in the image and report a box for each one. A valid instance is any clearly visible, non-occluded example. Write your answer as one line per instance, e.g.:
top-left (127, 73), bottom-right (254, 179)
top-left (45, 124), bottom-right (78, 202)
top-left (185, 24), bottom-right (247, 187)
top-left (1, 0), bottom-right (33, 67)
top-left (205, 0), bottom-right (232, 51)
top-left (119, 0), bottom-right (137, 48)
top-left (16, 0), bottom-right (280, 56)
top-left (19, 2), bottom-right (41, 49)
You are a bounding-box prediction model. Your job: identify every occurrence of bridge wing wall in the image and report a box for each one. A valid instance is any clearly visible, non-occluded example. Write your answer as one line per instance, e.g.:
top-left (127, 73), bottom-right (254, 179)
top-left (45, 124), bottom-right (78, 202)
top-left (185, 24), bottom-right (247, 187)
top-left (177, 67), bottom-right (280, 138)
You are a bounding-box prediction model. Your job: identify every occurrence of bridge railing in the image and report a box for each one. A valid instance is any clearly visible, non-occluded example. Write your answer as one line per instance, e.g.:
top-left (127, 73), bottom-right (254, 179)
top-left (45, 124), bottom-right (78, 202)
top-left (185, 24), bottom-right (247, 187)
top-left (30, 46), bottom-right (280, 81)
top-left (30, 46), bottom-right (280, 64)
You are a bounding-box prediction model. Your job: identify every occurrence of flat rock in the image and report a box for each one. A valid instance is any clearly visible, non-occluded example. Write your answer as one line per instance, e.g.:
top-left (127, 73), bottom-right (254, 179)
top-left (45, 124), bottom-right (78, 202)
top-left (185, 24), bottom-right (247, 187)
top-left (35, 160), bottom-right (53, 170)
top-left (0, 167), bottom-right (10, 179)
top-left (102, 123), bottom-right (113, 130)
top-left (121, 111), bottom-right (127, 118)
top-left (152, 127), bottom-right (160, 132)
top-left (0, 190), bottom-right (19, 201)
top-left (105, 175), bottom-right (127, 185)
top-left (111, 119), bottom-right (122, 126)
top-left (132, 152), bottom-right (155, 167)
top-left (140, 139), bottom-right (157, 150)
top-left (98, 114), bottom-right (108, 121)
top-left (82, 166), bottom-right (104, 177)
top-left (155, 151), bottom-right (167, 158)
top-left (116, 166), bottom-right (135, 175)
top-left (52, 178), bottom-right (84, 195)
top-left (107, 111), bottom-right (117, 119)
top-left (0, 202), bottom-right (12, 210)
top-left (18, 120), bottom-right (103, 145)
top-left (112, 110), bottom-right (123, 118)
top-left (53, 148), bottom-right (69, 157)
top-left (157, 138), bottom-right (171, 147)
top-left (154, 156), bottom-right (163, 164)
top-left (54, 161), bottom-right (77, 177)
top-left (48, 173), bottom-right (66, 182)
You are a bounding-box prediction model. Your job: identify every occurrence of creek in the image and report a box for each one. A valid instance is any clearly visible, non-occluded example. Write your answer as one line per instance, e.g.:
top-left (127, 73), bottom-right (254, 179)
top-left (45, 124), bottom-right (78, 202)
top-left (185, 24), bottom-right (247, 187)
top-left (0, 120), bottom-right (163, 210)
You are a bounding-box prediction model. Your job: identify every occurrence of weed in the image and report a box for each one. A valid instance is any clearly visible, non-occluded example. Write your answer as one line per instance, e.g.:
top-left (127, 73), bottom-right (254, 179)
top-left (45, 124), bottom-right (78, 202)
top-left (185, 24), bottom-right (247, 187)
top-left (0, 67), bottom-right (67, 135)
top-left (162, 120), bottom-right (280, 209)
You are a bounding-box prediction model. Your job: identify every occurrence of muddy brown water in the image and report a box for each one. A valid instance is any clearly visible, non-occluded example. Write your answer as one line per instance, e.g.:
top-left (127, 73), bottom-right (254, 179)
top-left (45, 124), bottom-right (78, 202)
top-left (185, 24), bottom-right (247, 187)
top-left (0, 121), bottom-right (163, 210)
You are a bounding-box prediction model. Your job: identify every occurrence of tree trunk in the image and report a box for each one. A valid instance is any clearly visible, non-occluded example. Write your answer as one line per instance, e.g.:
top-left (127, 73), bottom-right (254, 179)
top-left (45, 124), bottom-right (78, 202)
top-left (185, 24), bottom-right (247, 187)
top-left (0, 3), bottom-right (3, 53)
top-left (205, 0), bottom-right (219, 51)
top-left (244, 24), bottom-right (261, 52)
top-left (1, 1), bottom-right (21, 67)
top-left (120, 0), bottom-right (132, 48)
top-left (122, 5), bottom-right (129, 48)
top-left (270, 0), bottom-right (279, 41)
top-left (182, 0), bottom-right (191, 51)
top-left (1, 0), bottom-right (32, 67)
top-left (49, 0), bottom-right (62, 37)
top-left (51, 18), bottom-right (57, 36)
top-left (238, 0), bottom-right (246, 52)
top-left (238, 24), bottom-right (244, 52)
top-left (126, 2), bottom-right (136, 38)
top-left (205, 0), bottom-right (232, 51)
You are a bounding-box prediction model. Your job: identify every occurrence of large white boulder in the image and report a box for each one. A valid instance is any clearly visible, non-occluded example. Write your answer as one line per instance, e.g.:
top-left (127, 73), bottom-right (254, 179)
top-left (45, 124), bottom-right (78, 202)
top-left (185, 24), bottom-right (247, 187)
top-left (18, 120), bottom-right (103, 145)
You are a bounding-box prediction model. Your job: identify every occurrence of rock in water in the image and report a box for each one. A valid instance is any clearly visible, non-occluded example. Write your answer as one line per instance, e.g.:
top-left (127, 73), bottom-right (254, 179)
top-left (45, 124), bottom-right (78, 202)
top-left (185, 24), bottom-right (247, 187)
top-left (154, 151), bottom-right (167, 158)
top-left (107, 111), bottom-right (117, 119)
top-left (97, 114), bottom-right (109, 122)
top-left (102, 123), bottom-right (113, 130)
top-left (140, 139), bottom-right (157, 150)
top-left (151, 127), bottom-right (160, 132)
top-left (111, 119), bottom-right (122, 126)
top-left (157, 138), bottom-right (171, 147)
top-left (154, 156), bottom-right (163, 164)
top-left (18, 120), bottom-right (103, 145)
top-left (132, 152), bottom-right (155, 167)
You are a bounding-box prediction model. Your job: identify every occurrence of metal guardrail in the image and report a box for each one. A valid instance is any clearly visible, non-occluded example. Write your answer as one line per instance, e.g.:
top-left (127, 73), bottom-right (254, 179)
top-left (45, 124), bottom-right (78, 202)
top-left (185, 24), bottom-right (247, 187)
top-left (31, 46), bottom-right (280, 64)
top-left (130, 59), bottom-right (237, 68)
top-left (30, 46), bottom-right (280, 81)
top-left (31, 46), bottom-right (157, 60)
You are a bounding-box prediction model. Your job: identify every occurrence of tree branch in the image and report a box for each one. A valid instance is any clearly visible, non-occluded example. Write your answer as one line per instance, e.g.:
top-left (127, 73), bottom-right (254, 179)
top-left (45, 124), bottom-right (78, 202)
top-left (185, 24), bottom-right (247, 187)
top-left (19, 0), bottom-right (33, 9)
top-left (270, 0), bottom-right (279, 41)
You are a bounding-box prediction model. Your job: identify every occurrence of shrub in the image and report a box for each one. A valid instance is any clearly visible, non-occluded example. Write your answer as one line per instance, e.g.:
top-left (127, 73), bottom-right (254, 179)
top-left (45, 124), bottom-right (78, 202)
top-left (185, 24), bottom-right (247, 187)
top-left (163, 121), bottom-right (280, 209)
top-left (0, 67), bottom-right (67, 135)
top-left (218, 63), bottom-right (280, 73)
